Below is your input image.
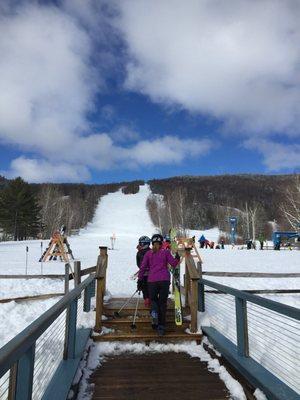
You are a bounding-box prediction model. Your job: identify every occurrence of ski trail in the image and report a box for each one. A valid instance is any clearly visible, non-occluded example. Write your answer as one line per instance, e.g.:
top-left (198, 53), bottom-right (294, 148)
top-left (73, 184), bottom-right (157, 295)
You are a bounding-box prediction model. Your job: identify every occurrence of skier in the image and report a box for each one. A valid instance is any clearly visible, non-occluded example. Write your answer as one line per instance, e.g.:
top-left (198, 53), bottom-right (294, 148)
top-left (137, 234), bottom-right (180, 336)
top-left (162, 235), bottom-right (171, 250)
top-left (136, 236), bottom-right (151, 307)
top-left (198, 234), bottom-right (206, 248)
top-left (258, 233), bottom-right (265, 250)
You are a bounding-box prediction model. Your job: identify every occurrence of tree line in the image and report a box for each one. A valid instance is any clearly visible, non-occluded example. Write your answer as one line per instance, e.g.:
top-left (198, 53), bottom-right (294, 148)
top-left (147, 174), bottom-right (300, 242)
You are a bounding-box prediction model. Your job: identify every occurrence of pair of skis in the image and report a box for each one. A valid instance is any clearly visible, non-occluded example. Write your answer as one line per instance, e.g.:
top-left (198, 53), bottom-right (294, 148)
top-left (169, 228), bottom-right (183, 326)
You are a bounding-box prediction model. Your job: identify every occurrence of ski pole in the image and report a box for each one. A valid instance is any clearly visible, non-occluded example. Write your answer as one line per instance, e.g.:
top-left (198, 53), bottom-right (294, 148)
top-left (40, 241), bottom-right (43, 275)
top-left (25, 246), bottom-right (29, 276)
top-left (114, 289), bottom-right (138, 318)
top-left (131, 291), bottom-right (140, 330)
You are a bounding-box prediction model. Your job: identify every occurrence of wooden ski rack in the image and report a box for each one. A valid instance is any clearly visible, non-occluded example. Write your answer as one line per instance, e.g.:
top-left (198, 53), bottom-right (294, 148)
top-left (176, 237), bottom-right (203, 263)
top-left (39, 232), bottom-right (74, 263)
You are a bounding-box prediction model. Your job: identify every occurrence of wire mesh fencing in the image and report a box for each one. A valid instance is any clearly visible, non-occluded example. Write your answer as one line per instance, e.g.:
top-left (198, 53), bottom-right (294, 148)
top-left (32, 310), bottom-right (66, 400)
top-left (205, 292), bottom-right (237, 344)
top-left (247, 302), bottom-right (300, 394)
top-left (0, 371), bottom-right (9, 400)
top-left (202, 279), bottom-right (300, 396)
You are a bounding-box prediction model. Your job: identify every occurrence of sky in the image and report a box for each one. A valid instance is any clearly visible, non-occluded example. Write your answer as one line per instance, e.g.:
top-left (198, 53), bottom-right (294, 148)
top-left (0, 0), bottom-right (300, 183)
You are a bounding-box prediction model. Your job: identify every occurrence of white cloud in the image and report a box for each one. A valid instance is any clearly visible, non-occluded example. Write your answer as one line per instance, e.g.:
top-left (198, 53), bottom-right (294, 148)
top-left (0, 2), bottom-right (212, 182)
top-left (110, 125), bottom-right (140, 142)
top-left (0, 2), bottom-right (97, 151)
top-left (115, 0), bottom-right (300, 136)
top-left (124, 136), bottom-right (212, 165)
top-left (244, 139), bottom-right (300, 171)
top-left (2, 157), bottom-right (90, 183)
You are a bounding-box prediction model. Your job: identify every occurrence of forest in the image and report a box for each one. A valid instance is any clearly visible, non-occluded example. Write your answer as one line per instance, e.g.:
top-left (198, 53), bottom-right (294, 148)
top-left (147, 174), bottom-right (300, 241)
top-left (0, 174), bottom-right (299, 241)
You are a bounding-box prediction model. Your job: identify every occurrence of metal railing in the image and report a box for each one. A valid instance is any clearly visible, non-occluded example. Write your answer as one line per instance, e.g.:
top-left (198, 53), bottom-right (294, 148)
top-left (0, 274), bottom-right (95, 400)
top-left (199, 279), bottom-right (300, 400)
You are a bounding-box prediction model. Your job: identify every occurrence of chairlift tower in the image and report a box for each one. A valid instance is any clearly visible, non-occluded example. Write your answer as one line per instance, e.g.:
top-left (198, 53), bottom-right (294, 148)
top-left (229, 217), bottom-right (238, 245)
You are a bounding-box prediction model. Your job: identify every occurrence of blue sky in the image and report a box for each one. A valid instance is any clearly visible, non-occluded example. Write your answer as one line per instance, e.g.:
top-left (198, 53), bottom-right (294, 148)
top-left (0, 0), bottom-right (299, 183)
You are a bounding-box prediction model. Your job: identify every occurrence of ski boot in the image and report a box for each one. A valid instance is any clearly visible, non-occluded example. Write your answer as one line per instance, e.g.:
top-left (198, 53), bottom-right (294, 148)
top-left (151, 310), bottom-right (158, 330)
top-left (144, 298), bottom-right (151, 308)
top-left (157, 325), bottom-right (165, 336)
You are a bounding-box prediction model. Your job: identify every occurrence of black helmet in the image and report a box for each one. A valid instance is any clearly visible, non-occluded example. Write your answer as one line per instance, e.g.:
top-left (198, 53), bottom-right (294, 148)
top-left (151, 234), bottom-right (163, 244)
top-left (139, 236), bottom-right (151, 246)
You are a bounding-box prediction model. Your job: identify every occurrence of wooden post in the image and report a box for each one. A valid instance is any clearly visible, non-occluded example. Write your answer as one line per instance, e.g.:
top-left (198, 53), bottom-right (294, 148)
top-left (190, 278), bottom-right (198, 333)
top-left (95, 279), bottom-right (105, 331)
top-left (197, 261), bottom-right (202, 278)
top-left (235, 297), bottom-right (249, 357)
top-left (95, 247), bottom-right (108, 332)
top-left (185, 250), bottom-right (191, 306)
top-left (64, 263), bottom-right (69, 294)
top-left (198, 281), bottom-right (205, 312)
top-left (74, 261), bottom-right (81, 287)
top-left (84, 282), bottom-right (92, 312)
top-left (197, 260), bottom-right (204, 311)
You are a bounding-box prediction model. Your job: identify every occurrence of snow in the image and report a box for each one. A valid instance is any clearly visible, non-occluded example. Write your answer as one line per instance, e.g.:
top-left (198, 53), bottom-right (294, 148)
top-left (0, 185), bottom-right (157, 346)
top-left (0, 183), bottom-right (299, 399)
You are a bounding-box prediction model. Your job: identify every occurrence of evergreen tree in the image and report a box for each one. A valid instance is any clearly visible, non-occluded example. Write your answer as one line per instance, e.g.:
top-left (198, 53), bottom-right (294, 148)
top-left (0, 177), bottom-right (41, 240)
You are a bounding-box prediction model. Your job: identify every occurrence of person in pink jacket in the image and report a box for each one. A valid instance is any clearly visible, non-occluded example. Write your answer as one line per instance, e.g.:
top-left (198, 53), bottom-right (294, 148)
top-left (138, 234), bottom-right (179, 336)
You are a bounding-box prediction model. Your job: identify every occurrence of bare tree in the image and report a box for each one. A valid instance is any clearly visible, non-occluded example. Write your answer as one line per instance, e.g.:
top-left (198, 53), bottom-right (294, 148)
top-left (280, 176), bottom-right (300, 230)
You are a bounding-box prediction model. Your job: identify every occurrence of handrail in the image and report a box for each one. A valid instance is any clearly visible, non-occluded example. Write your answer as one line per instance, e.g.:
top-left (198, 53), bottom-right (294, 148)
top-left (0, 274), bottom-right (94, 378)
top-left (183, 251), bottom-right (200, 332)
top-left (201, 278), bottom-right (300, 320)
top-left (199, 278), bottom-right (300, 399)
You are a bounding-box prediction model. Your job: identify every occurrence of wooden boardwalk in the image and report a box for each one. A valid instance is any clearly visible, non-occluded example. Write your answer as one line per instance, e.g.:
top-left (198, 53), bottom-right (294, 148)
top-left (90, 352), bottom-right (229, 400)
top-left (93, 297), bottom-right (202, 343)
top-left (90, 249), bottom-right (231, 399)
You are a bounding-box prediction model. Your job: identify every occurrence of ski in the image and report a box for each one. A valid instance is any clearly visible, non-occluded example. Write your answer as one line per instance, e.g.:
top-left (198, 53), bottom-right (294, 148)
top-left (169, 228), bottom-right (183, 326)
top-left (172, 266), bottom-right (182, 325)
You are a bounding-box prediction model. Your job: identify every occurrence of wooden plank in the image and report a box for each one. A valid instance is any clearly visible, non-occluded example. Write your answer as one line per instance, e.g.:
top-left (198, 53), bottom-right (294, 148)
top-left (80, 266), bottom-right (96, 276)
top-left (0, 293), bottom-right (64, 304)
top-left (90, 353), bottom-right (228, 399)
top-left (0, 275), bottom-right (65, 279)
top-left (93, 323), bottom-right (202, 342)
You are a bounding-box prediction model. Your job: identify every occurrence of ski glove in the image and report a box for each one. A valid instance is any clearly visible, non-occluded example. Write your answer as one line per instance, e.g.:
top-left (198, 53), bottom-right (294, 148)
top-left (137, 280), bottom-right (143, 291)
top-left (173, 268), bottom-right (180, 279)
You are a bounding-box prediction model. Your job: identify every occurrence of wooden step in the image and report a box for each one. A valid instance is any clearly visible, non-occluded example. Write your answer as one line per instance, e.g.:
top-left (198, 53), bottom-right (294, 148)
top-left (103, 318), bottom-right (190, 329)
top-left (93, 325), bottom-right (201, 343)
top-left (93, 331), bottom-right (202, 343)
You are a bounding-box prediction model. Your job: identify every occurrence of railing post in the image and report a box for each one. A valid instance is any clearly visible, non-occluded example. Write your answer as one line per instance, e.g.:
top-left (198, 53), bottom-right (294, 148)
top-left (83, 282), bottom-right (92, 312)
top-left (198, 281), bottom-right (205, 312)
top-left (64, 263), bottom-right (69, 294)
top-left (197, 261), bottom-right (205, 312)
top-left (11, 344), bottom-right (35, 400)
top-left (63, 298), bottom-right (78, 360)
top-left (184, 259), bottom-right (190, 306)
top-left (235, 297), bottom-right (249, 357)
top-left (95, 247), bottom-right (108, 332)
top-left (74, 261), bottom-right (81, 287)
top-left (190, 278), bottom-right (198, 333)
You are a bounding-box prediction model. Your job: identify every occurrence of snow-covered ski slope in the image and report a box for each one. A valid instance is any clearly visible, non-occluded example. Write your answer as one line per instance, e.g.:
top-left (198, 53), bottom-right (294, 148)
top-left (0, 185), bottom-right (157, 346)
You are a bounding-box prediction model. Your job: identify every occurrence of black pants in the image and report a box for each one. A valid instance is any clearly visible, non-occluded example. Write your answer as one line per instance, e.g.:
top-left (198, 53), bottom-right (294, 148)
top-left (141, 276), bottom-right (149, 300)
top-left (148, 281), bottom-right (170, 326)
